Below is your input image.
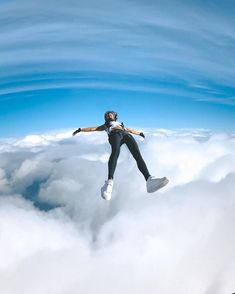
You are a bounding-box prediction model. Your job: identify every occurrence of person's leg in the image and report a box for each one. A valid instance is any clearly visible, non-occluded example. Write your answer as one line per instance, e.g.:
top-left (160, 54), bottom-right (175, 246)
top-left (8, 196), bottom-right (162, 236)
top-left (124, 134), bottom-right (150, 181)
top-left (108, 132), bottom-right (123, 179)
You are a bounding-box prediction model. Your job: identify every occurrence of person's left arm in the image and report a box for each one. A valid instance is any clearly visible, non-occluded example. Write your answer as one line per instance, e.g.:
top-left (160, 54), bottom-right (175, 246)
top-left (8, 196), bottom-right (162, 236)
top-left (125, 127), bottom-right (145, 138)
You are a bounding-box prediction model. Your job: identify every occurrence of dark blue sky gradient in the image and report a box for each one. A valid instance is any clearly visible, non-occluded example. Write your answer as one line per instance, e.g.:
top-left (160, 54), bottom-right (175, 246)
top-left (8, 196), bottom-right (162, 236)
top-left (0, 0), bottom-right (235, 137)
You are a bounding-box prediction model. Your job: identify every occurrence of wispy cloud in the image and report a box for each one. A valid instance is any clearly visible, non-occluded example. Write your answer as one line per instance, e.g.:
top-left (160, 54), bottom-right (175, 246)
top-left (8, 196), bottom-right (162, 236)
top-left (1, 0), bottom-right (235, 106)
top-left (197, 96), bottom-right (235, 106)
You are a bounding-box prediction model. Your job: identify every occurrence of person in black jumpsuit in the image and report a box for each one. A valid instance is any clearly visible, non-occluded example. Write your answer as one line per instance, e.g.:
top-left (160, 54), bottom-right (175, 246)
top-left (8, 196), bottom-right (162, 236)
top-left (73, 111), bottom-right (169, 200)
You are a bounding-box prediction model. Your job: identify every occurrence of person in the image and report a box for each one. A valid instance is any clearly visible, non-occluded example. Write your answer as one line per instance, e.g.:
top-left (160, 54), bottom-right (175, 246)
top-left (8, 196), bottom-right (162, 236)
top-left (72, 111), bottom-right (169, 200)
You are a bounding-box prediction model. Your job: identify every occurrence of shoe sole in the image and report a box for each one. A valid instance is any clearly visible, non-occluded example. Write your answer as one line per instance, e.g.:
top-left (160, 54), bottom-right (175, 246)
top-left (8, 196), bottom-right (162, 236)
top-left (147, 178), bottom-right (169, 193)
top-left (101, 188), bottom-right (112, 201)
top-left (101, 193), bottom-right (111, 201)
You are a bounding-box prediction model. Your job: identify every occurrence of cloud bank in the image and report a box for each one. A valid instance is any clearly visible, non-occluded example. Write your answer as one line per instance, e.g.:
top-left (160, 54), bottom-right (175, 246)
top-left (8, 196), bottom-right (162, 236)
top-left (0, 128), bottom-right (235, 294)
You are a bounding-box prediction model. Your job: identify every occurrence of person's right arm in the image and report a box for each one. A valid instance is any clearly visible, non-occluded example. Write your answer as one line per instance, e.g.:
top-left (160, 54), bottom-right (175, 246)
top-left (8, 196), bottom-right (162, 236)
top-left (72, 124), bottom-right (107, 136)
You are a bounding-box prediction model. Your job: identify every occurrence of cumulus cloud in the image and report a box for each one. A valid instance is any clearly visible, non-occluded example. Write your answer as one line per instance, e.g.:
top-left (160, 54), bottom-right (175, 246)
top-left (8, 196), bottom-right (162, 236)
top-left (0, 128), bottom-right (235, 294)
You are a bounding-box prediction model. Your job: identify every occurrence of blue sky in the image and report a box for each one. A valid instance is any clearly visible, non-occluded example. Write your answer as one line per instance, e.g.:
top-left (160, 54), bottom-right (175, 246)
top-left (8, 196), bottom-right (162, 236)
top-left (0, 0), bottom-right (235, 137)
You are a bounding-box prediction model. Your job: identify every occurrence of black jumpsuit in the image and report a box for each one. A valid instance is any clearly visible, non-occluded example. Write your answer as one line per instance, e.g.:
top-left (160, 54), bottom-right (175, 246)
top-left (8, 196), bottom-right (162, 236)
top-left (108, 129), bottom-right (150, 181)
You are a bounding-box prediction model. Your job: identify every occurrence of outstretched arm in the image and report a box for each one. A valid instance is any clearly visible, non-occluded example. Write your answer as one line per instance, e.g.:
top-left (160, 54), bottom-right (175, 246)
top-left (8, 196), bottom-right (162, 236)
top-left (72, 124), bottom-right (107, 136)
top-left (125, 127), bottom-right (145, 138)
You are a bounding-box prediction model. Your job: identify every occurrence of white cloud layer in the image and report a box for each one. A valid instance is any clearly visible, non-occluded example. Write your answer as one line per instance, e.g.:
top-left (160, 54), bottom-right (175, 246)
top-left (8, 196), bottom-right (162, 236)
top-left (0, 128), bottom-right (235, 294)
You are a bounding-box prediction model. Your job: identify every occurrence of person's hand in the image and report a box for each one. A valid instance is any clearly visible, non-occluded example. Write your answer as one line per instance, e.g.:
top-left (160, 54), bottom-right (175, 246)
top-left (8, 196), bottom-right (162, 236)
top-left (139, 132), bottom-right (145, 139)
top-left (72, 128), bottom-right (81, 136)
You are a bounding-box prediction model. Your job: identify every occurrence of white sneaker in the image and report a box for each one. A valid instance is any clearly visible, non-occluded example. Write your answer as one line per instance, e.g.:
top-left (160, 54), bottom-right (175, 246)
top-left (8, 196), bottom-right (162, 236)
top-left (101, 179), bottom-right (114, 200)
top-left (146, 176), bottom-right (169, 193)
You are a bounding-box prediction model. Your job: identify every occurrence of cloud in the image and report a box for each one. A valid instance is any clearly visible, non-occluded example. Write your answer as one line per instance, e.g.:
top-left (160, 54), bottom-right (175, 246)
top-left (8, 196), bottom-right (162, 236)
top-left (197, 96), bottom-right (235, 106)
top-left (0, 128), bottom-right (235, 294)
top-left (0, 0), bottom-right (235, 106)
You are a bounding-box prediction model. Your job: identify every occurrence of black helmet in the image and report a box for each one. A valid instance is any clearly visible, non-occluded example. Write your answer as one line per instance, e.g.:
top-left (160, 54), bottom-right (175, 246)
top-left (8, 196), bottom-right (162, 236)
top-left (104, 111), bottom-right (118, 122)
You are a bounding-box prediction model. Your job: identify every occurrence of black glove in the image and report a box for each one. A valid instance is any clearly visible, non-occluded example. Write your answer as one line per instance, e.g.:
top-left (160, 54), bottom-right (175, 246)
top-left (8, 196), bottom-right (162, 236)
top-left (72, 128), bottom-right (81, 136)
top-left (139, 132), bottom-right (145, 139)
